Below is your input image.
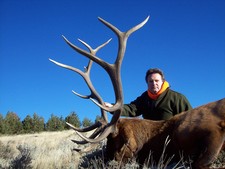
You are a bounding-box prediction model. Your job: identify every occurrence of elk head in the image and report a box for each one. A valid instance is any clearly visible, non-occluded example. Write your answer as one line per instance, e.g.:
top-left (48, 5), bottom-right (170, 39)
top-left (49, 16), bottom-right (149, 150)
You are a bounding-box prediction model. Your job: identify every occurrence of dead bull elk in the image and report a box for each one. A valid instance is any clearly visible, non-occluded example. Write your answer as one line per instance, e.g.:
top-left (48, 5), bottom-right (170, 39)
top-left (49, 17), bottom-right (225, 168)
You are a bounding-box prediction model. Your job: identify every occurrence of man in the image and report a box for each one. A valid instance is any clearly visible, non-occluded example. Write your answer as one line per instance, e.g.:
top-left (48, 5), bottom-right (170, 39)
top-left (105, 68), bottom-right (192, 120)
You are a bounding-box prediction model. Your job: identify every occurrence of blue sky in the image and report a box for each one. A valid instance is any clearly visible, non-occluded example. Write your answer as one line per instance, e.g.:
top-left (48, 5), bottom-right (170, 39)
top-left (0, 0), bottom-right (224, 122)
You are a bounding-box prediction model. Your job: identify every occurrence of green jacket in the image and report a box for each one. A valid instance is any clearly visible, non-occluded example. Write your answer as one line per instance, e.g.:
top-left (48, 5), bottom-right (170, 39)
top-left (121, 89), bottom-right (192, 120)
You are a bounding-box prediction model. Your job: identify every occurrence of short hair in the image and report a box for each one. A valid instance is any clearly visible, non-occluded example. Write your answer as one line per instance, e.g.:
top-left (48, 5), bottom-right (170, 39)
top-left (145, 68), bottom-right (165, 83)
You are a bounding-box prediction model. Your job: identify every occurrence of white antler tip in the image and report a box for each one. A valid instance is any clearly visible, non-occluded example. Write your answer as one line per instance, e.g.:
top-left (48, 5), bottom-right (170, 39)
top-left (49, 58), bottom-right (55, 62)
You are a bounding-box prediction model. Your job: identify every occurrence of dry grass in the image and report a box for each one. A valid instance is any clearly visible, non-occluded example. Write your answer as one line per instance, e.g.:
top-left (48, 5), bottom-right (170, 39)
top-left (0, 130), bottom-right (224, 169)
top-left (0, 130), bottom-right (87, 169)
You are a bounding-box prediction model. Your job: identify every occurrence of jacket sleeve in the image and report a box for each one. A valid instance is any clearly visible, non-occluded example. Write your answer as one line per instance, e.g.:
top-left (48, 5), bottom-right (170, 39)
top-left (108, 103), bottom-right (140, 117)
top-left (120, 92), bottom-right (147, 117)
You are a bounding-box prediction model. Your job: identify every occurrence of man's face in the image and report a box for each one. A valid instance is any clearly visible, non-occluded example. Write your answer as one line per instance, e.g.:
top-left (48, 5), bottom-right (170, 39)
top-left (147, 73), bottom-right (164, 94)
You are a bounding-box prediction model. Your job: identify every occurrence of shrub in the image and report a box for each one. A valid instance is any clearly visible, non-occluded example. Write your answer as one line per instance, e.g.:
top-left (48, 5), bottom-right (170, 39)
top-left (10, 145), bottom-right (32, 169)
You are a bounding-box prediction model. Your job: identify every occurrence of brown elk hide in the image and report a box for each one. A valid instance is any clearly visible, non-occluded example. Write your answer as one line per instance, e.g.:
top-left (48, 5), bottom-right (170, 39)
top-left (106, 98), bottom-right (225, 168)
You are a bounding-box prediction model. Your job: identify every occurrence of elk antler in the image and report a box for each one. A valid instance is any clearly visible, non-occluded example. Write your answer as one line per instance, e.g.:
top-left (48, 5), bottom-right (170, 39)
top-left (49, 16), bottom-right (149, 149)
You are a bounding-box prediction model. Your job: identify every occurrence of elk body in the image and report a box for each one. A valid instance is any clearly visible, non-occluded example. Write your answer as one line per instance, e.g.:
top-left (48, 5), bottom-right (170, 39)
top-left (50, 17), bottom-right (225, 169)
top-left (106, 98), bottom-right (225, 168)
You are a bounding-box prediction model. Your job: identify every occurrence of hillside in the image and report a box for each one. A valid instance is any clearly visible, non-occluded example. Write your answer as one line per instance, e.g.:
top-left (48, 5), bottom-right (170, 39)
top-left (0, 130), bottom-right (224, 169)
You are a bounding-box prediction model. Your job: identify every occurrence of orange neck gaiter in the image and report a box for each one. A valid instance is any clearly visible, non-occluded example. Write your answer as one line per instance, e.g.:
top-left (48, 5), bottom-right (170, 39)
top-left (147, 81), bottom-right (170, 100)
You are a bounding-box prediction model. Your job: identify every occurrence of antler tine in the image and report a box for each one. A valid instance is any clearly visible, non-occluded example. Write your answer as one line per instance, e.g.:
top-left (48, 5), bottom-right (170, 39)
top-left (78, 38), bottom-right (112, 73)
top-left (66, 121), bottom-right (101, 132)
top-left (78, 38), bottom-right (112, 54)
top-left (98, 16), bottom-right (149, 39)
top-left (98, 16), bottom-right (149, 66)
top-left (126, 16), bottom-right (150, 37)
top-left (71, 128), bottom-right (104, 144)
top-left (49, 58), bottom-right (83, 75)
top-left (62, 35), bottom-right (109, 69)
top-left (74, 125), bottom-right (114, 143)
top-left (49, 58), bottom-right (94, 102)
top-left (73, 143), bottom-right (99, 153)
top-left (67, 121), bottom-right (107, 145)
top-left (72, 90), bottom-right (89, 99)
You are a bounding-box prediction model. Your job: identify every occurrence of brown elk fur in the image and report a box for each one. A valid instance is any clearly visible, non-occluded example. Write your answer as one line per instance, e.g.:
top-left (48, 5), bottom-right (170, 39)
top-left (51, 17), bottom-right (224, 169)
top-left (106, 98), bottom-right (225, 169)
